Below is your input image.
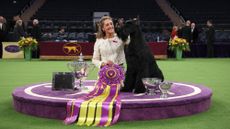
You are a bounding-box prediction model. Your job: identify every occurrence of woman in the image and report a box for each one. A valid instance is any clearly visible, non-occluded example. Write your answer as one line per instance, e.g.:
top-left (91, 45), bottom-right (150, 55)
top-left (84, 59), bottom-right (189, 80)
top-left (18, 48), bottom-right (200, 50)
top-left (92, 16), bottom-right (129, 68)
top-left (64, 16), bottom-right (128, 126)
top-left (171, 25), bottom-right (178, 39)
top-left (13, 19), bottom-right (26, 41)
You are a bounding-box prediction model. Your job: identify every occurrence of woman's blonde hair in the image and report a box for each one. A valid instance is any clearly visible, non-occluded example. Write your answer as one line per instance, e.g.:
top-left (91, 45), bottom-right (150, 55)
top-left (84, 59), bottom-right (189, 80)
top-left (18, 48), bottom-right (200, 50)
top-left (96, 16), bottom-right (113, 39)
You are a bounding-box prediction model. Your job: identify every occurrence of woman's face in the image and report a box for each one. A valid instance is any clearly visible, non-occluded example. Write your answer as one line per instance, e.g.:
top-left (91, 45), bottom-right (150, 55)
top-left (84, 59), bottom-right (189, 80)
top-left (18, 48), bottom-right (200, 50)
top-left (102, 19), bottom-right (115, 36)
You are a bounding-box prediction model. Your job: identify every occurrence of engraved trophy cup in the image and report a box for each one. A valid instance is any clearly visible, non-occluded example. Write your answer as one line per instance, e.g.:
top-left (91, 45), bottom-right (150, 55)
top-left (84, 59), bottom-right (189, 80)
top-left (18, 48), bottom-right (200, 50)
top-left (142, 78), bottom-right (162, 95)
top-left (159, 81), bottom-right (173, 98)
top-left (67, 53), bottom-right (94, 90)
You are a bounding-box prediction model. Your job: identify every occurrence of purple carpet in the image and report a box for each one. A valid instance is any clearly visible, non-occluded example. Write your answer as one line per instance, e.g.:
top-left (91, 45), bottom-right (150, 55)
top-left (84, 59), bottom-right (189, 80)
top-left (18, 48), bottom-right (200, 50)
top-left (12, 80), bottom-right (212, 121)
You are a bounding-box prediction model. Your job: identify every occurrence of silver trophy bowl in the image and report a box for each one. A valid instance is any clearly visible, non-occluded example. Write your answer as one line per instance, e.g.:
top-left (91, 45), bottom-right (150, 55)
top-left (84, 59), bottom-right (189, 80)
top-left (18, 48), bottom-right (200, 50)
top-left (159, 81), bottom-right (173, 98)
top-left (67, 53), bottom-right (94, 90)
top-left (142, 78), bottom-right (162, 95)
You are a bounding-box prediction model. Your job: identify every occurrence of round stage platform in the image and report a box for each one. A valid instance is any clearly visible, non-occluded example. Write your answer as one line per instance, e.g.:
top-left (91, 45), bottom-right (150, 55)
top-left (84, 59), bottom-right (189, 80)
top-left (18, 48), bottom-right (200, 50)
top-left (12, 80), bottom-right (212, 121)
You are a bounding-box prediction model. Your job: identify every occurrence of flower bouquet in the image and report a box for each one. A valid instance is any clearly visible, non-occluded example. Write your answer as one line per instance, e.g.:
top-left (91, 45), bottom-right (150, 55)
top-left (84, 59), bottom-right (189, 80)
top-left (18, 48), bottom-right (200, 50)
top-left (168, 37), bottom-right (190, 60)
top-left (18, 37), bottom-right (38, 60)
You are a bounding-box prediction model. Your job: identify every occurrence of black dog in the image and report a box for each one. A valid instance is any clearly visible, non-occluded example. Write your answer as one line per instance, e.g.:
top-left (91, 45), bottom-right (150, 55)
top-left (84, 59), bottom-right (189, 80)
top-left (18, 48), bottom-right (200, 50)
top-left (117, 19), bottom-right (164, 93)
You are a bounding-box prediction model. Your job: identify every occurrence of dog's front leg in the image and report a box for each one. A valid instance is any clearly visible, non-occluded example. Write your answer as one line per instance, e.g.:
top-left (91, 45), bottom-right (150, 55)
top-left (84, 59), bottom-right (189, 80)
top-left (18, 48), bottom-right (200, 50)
top-left (121, 70), bottom-right (136, 92)
top-left (134, 72), bottom-right (146, 94)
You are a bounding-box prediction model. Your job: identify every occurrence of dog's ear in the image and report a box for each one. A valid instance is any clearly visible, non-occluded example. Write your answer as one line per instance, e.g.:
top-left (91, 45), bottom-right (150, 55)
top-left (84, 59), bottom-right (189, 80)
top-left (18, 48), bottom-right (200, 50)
top-left (125, 18), bottom-right (139, 26)
top-left (125, 19), bottom-right (133, 24)
top-left (132, 18), bottom-right (140, 25)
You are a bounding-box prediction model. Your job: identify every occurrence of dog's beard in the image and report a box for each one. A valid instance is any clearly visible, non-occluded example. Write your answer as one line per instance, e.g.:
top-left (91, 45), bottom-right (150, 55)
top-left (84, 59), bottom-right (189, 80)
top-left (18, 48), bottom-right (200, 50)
top-left (120, 33), bottom-right (129, 42)
top-left (116, 28), bottom-right (129, 42)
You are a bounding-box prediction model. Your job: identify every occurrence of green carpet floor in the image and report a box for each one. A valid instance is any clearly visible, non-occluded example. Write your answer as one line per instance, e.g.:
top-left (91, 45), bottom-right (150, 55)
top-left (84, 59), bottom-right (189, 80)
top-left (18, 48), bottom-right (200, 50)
top-left (0, 58), bottom-right (230, 129)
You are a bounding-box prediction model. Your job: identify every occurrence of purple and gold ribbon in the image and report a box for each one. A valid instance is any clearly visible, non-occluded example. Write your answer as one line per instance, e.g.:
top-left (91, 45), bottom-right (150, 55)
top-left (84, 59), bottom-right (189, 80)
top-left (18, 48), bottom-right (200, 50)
top-left (64, 64), bottom-right (124, 126)
top-left (64, 84), bottom-right (101, 124)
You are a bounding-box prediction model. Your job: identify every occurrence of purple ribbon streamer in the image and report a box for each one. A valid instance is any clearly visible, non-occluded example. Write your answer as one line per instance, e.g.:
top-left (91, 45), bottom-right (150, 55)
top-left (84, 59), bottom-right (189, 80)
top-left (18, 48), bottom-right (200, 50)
top-left (111, 93), bottom-right (121, 125)
top-left (98, 85), bottom-right (117, 126)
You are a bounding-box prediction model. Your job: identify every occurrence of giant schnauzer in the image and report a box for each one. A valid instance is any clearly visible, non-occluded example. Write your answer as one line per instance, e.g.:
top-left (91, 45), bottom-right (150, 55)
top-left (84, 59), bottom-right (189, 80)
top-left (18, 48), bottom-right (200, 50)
top-left (117, 19), bottom-right (164, 93)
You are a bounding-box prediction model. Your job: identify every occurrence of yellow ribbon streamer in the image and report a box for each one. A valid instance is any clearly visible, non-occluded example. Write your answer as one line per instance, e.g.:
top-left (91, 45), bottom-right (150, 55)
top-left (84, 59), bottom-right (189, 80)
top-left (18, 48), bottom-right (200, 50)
top-left (70, 100), bottom-right (75, 117)
top-left (85, 87), bottom-right (110, 126)
top-left (77, 86), bottom-right (111, 126)
top-left (76, 86), bottom-right (100, 125)
top-left (93, 85), bottom-right (111, 126)
top-left (104, 85), bottom-right (120, 126)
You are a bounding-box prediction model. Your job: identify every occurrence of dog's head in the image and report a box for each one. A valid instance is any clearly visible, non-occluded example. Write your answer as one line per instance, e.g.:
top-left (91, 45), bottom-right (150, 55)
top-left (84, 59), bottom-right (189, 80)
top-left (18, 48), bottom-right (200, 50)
top-left (116, 18), bottom-right (140, 42)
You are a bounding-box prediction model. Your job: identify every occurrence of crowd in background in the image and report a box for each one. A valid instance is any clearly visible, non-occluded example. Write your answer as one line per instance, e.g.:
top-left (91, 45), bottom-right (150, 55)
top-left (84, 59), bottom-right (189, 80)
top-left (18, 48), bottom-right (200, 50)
top-left (0, 15), bottom-right (42, 58)
top-left (0, 14), bottom-right (219, 59)
top-left (0, 15), bottom-right (41, 42)
top-left (170, 19), bottom-right (215, 57)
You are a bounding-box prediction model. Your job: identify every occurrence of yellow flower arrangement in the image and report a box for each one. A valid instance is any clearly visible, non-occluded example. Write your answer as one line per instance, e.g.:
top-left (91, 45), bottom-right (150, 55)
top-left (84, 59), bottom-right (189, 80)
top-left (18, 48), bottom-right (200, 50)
top-left (18, 37), bottom-right (38, 50)
top-left (169, 37), bottom-right (190, 51)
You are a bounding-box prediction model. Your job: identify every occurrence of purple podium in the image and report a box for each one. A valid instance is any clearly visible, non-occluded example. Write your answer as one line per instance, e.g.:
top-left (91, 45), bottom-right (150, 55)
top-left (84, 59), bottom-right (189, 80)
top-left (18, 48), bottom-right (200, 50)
top-left (12, 80), bottom-right (212, 121)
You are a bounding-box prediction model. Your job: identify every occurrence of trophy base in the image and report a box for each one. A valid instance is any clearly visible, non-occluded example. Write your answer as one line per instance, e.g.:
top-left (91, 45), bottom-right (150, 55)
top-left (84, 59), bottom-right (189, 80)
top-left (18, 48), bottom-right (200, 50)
top-left (160, 94), bottom-right (168, 98)
top-left (146, 89), bottom-right (156, 96)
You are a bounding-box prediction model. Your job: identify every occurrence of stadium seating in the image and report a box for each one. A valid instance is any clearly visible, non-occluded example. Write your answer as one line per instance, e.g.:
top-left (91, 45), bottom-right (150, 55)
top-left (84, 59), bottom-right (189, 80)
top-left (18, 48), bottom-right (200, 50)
top-left (0, 0), bottom-right (31, 20)
top-left (32, 0), bottom-right (169, 21)
top-left (168, 0), bottom-right (230, 30)
top-left (2, 0), bottom-right (230, 42)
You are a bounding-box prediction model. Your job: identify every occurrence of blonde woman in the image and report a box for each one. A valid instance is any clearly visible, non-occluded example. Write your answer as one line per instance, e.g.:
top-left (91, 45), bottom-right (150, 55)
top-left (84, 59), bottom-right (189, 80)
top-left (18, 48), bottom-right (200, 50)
top-left (13, 19), bottom-right (26, 41)
top-left (92, 16), bottom-right (129, 68)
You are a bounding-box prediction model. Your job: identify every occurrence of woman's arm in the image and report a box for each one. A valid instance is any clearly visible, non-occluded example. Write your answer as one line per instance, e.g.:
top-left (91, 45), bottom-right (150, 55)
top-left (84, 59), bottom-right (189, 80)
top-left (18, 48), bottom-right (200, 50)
top-left (92, 39), bottom-right (103, 68)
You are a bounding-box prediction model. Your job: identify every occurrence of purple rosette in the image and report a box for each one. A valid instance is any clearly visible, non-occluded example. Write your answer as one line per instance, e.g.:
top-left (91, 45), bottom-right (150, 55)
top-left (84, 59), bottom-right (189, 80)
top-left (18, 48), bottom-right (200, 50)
top-left (98, 64), bottom-right (125, 85)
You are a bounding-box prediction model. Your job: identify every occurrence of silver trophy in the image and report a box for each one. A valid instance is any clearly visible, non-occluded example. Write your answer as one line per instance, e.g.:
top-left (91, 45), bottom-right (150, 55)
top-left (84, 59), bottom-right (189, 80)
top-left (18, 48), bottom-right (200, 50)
top-left (159, 81), bottom-right (173, 98)
top-left (142, 78), bottom-right (161, 96)
top-left (67, 53), bottom-right (94, 90)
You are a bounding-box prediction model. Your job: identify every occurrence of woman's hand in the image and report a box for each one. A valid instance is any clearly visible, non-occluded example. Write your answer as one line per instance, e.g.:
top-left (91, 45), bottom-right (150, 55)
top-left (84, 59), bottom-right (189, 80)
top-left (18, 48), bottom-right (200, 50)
top-left (106, 60), bottom-right (114, 65)
top-left (101, 60), bottom-right (114, 68)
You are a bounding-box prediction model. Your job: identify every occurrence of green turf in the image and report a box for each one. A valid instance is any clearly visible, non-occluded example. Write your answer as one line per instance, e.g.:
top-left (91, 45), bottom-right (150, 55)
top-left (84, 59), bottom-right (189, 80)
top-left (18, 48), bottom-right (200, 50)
top-left (0, 58), bottom-right (230, 129)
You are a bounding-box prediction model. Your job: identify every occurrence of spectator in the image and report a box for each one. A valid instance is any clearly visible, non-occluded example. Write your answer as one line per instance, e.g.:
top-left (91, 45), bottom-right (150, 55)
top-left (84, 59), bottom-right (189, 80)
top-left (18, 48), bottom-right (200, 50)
top-left (205, 20), bottom-right (215, 57)
top-left (31, 19), bottom-right (41, 41)
top-left (190, 22), bottom-right (200, 57)
top-left (57, 27), bottom-right (68, 41)
top-left (181, 20), bottom-right (191, 43)
top-left (13, 19), bottom-right (26, 41)
top-left (31, 19), bottom-right (41, 58)
top-left (171, 25), bottom-right (178, 39)
top-left (9, 15), bottom-right (25, 32)
top-left (0, 16), bottom-right (7, 33)
top-left (191, 22), bottom-right (199, 43)
top-left (0, 16), bottom-right (8, 58)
